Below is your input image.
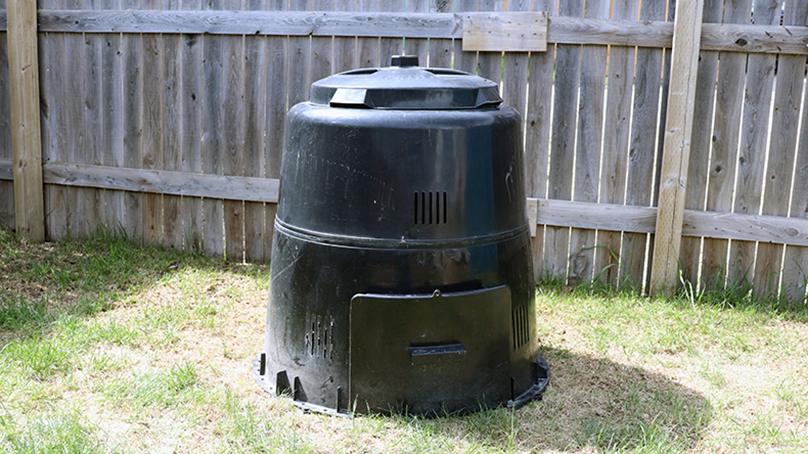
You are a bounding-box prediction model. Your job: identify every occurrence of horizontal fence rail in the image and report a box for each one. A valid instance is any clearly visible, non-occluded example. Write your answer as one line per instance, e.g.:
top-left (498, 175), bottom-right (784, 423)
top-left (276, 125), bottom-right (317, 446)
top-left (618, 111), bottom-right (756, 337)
top-left (0, 10), bottom-right (807, 55)
top-left (3, 158), bottom-right (808, 248)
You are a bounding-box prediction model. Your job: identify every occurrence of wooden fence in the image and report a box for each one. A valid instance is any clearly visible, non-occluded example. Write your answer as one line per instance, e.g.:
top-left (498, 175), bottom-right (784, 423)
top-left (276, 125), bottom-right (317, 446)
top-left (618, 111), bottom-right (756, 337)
top-left (2, 0), bottom-right (808, 299)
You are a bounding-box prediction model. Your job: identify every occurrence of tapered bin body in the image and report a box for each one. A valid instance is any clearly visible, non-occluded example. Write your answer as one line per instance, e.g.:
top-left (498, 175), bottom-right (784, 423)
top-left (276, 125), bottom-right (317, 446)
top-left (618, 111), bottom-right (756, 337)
top-left (254, 57), bottom-right (548, 416)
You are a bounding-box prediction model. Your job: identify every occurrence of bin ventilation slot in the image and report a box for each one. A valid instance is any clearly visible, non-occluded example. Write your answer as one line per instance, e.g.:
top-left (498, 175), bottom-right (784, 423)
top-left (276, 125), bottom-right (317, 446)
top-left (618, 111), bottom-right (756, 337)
top-left (414, 191), bottom-right (448, 225)
top-left (512, 305), bottom-right (530, 350)
top-left (305, 314), bottom-right (335, 360)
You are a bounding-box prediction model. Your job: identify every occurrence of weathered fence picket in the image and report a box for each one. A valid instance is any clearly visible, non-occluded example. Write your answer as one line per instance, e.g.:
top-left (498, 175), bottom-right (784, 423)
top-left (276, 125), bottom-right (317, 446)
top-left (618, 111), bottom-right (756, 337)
top-left (544, 0), bottom-right (582, 280)
top-left (760, 1), bottom-right (808, 300)
top-left (141, 0), bottom-right (164, 248)
top-left (181, 0), bottom-right (203, 254)
top-left (242, 0), bottom-right (267, 264)
top-left (0, 0), bottom-right (11, 230)
top-left (524, 0), bottom-right (555, 281)
top-left (622, 0), bottom-right (667, 289)
top-left (682, 0), bottom-right (721, 288)
top-left (567, 0), bottom-right (607, 286)
top-left (704, 0), bottom-right (750, 291)
top-left (161, 1), bottom-right (182, 252)
top-left (101, 0), bottom-right (125, 238)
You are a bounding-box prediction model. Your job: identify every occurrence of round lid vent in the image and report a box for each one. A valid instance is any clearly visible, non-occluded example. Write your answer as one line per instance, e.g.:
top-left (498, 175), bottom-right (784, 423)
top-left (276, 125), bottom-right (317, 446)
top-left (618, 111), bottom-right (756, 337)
top-left (309, 55), bottom-right (503, 110)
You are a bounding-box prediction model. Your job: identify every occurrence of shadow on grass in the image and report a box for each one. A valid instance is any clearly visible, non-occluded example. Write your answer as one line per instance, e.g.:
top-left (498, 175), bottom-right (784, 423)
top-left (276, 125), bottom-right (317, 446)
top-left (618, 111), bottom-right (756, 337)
top-left (0, 227), bottom-right (268, 344)
top-left (398, 346), bottom-right (711, 453)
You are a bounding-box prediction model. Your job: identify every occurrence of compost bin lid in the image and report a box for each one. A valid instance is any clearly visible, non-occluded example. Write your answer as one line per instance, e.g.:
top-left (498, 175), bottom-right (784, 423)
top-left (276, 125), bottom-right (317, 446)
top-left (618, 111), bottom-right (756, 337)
top-left (309, 55), bottom-right (503, 110)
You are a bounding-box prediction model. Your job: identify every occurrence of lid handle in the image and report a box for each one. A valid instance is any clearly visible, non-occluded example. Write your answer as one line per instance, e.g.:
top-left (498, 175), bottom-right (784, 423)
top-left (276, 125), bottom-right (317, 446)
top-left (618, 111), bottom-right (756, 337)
top-left (391, 55), bottom-right (419, 67)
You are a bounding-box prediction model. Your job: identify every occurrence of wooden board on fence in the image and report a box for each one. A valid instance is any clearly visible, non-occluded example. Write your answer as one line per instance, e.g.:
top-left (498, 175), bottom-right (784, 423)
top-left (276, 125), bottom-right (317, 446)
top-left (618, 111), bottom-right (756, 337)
top-left (202, 0), bottom-right (224, 258)
top-left (760, 1), bottom-right (808, 300)
top-left (263, 22), bottom-right (287, 263)
top-left (39, 2), bottom-right (57, 240)
top-left (163, 30), bottom-right (183, 252)
top-left (500, 0), bottom-right (529, 113)
top-left (310, 0), bottom-right (333, 84)
top-left (222, 1), bottom-right (245, 262)
top-left (681, 0), bottom-right (723, 288)
top-left (728, 0), bottom-right (777, 292)
top-left (357, 0), bottom-right (380, 68)
top-left (181, 0), bottom-right (202, 254)
top-left (773, 1), bottom-right (808, 302)
top-left (29, 9), bottom-right (808, 57)
top-left (427, 0), bottom-right (453, 69)
top-left (525, 0), bottom-right (555, 281)
top-left (333, 0), bottom-right (355, 73)
top-left (379, 0), bottom-right (404, 68)
top-left (452, 0), bottom-right (478, 74)
top-left (286, 0), bottom-right (310, 111)
top-left (42, 164), bottom-right (279, 202)
top-left (267, 0), bottom-right (303, 263)
top-left (43, 1), bottom-right (68, 240)
top-left (0, 6), bottom-right (13, 231)
top-left (500, 0), bottom-right (531, 273)
top-left (101, 3), bottom-right (125, 235)
top-left (621, 0), bottom-right (665, 288)
top-left (544, 0), bottom-right (583, 282)
top-left (473, 0), bottom-right (503, 85)
top-left (593, 0), bottom-right (638, 286)
top-left (650, 0), bottom-right (707, 295)
top-left (122, 0), bottom-right (143, 243)
top-left (461, 11), bottom-right (546, 52)
top-left (594, 1), bottom-right (638, 284)
top-left (142, 28), bottom-right (164, 247)
top-left (568, 0), bottom-right (608, 286)
top-left (404, 0), bottom-right (428, 68)
top-left (700, 0), bottom-right (750, 291)
top-left (243, 0), bottom-right (267, 264)
top-left (500, 0), bottom-right (530, 260)
top-left (786, 63), bottom-right (808, 301)
top-left (64, 1), bottom-right (85, 238)
top-left (82, 0), bottom-right (105, 238)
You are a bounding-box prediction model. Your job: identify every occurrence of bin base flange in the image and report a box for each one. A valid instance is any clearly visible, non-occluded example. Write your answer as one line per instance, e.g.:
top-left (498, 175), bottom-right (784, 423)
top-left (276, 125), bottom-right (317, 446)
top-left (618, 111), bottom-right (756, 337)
top-left (252, 352), bottom-right (549, 418)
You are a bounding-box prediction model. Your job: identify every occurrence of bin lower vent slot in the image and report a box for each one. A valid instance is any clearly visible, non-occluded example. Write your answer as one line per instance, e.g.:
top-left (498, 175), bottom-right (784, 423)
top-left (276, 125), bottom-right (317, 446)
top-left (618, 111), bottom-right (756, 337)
top-left (305, 314), bottom-right (335, 360)
top-left (512, 305), bottom-right (530, 349)
top-left (414, 191), bottom-right (448, 225)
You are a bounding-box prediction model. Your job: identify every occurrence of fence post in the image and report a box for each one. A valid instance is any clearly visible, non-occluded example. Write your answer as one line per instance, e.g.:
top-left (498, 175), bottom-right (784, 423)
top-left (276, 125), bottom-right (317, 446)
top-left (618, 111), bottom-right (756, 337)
top-left (7, 0), bottom-right (44, 242)
top-left (649, 0), bottom-right (705, 295)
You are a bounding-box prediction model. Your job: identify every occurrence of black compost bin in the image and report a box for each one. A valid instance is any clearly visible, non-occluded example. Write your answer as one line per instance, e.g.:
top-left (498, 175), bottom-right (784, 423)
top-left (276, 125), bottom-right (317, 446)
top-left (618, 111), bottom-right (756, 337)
top-left (254, 56), bottom-right (549, 416)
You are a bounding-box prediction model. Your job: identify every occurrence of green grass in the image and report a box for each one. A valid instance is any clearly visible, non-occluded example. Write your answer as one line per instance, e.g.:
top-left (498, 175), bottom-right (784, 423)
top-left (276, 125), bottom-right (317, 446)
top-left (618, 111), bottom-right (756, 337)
top-left (0, 411), bottom-right (125, 454)
top-left (1, 227), bottom-right (808, 452)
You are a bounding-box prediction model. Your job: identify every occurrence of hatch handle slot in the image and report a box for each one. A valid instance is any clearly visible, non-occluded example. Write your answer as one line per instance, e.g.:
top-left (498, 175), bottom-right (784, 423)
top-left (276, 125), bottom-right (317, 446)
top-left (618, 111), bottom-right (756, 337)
top-left (408, 342), bottom-right (467, 365)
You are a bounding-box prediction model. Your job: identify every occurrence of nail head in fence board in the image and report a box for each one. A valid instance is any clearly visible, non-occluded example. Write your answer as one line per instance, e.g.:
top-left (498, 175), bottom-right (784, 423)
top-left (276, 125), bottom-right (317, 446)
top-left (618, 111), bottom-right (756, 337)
top-left (650, 0), bottom-right (705, 296)
top-left (462, 12), bottom-right (547, 52)
top-left (7, 0), bottom-right (45, 242)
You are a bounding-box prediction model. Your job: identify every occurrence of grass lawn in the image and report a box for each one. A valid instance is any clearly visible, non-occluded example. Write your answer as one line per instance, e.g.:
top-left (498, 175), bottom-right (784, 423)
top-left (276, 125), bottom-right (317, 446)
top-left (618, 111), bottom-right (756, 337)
top-left (1, 228), bottom-right (807, 453)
